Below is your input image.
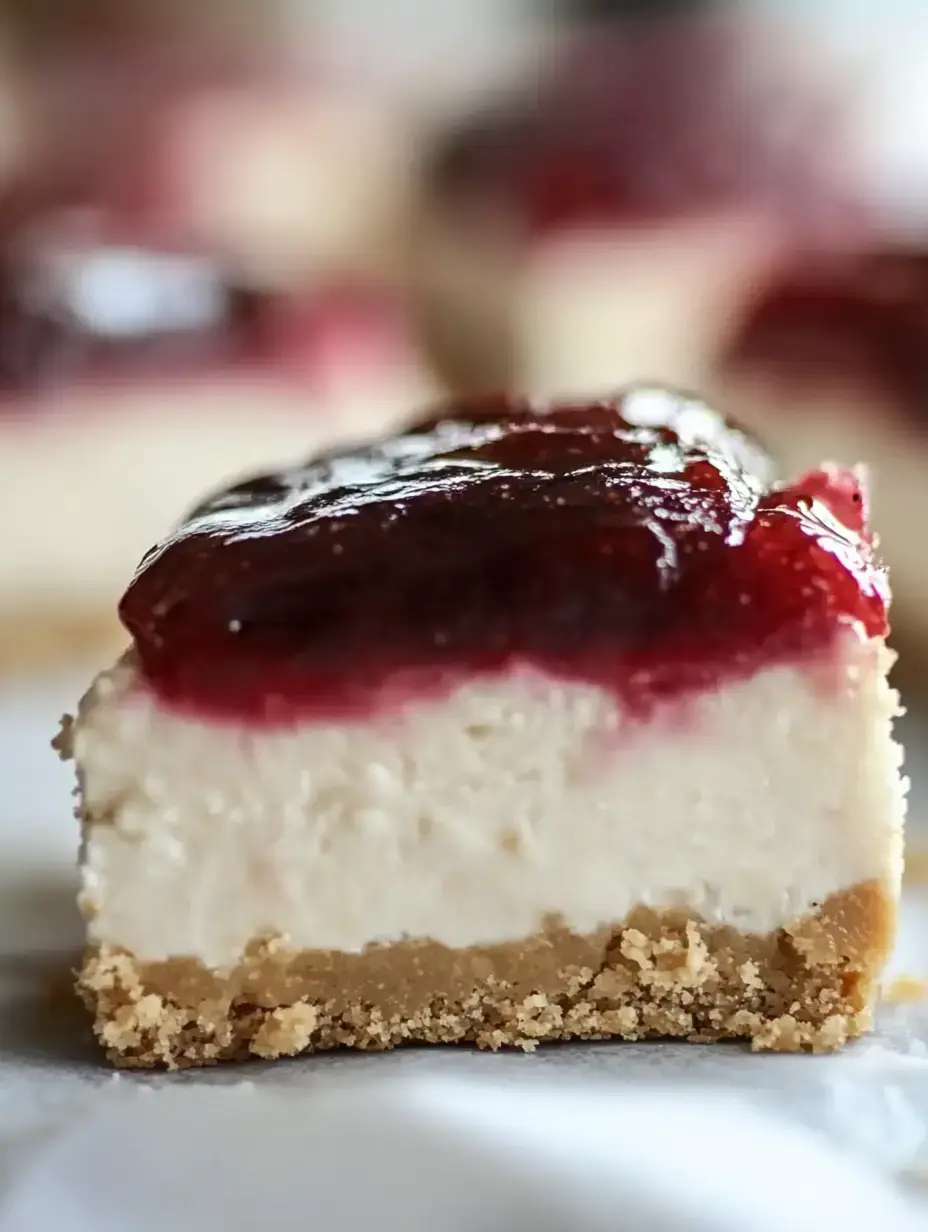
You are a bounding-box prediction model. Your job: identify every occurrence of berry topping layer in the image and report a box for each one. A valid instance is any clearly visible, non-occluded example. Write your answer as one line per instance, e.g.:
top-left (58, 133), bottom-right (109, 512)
top-left (120, 388), bottom-right (888, 722)
top-left (723, 251), bottom-right (928, 416)
top-left (431, 18), bottom-right (856, 240)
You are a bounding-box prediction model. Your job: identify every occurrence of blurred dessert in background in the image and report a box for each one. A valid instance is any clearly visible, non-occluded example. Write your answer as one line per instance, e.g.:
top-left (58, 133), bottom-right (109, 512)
top-left (713, 248), bottom-right (928, 657)
top-left (702, 10), bottom-right (928, 665)
top-left (0, 3), bottom-right (436, 671)
top-left (417, 1), bottom-right (867, 397)
top-left (0, 223), bottom-right (435, 673)
top-left (4, 0), bottom-right (413, 289)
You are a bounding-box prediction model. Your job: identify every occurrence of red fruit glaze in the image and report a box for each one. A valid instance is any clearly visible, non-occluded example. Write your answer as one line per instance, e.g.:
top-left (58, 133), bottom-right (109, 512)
top-left (431, 17), bottom-right (860, 242)
top-left (723, 250), bottom-right (928, 416)
top-left (120, 388), bottom-right (889, 723)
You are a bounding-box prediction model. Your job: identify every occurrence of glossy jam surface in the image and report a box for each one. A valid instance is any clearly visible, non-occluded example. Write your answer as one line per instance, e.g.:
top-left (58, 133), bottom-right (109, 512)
top-left (121, 388), bottom-right (889, 722)
top-left (724, 251), bottom-right (928, 415)
top-left (431, 18), bottom-right (855, 239)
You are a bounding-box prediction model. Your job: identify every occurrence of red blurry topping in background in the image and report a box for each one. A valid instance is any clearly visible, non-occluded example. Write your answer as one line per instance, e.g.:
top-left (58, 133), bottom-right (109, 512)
top-left (430, 14), bottom-right (864, 243)
top-left (722, 250), bottom-right (928, 418)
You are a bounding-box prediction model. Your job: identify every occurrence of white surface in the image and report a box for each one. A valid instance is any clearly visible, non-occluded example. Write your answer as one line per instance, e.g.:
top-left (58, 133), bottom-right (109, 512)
top-left (1, 1079), bottom-right (926, 1232)
top-left (75, 638), bottom-right (903, 965)
top-left (1, 663), bottom-right (928, 1227)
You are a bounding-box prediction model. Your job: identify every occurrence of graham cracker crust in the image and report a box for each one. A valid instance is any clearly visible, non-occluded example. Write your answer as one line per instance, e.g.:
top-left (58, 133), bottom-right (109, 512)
top-left (78, 879), bottom-right (894, 1069)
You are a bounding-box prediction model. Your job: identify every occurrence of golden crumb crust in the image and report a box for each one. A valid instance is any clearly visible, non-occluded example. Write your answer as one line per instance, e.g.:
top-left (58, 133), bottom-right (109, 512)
top-left (78, 879), bottom-right (894, 1069)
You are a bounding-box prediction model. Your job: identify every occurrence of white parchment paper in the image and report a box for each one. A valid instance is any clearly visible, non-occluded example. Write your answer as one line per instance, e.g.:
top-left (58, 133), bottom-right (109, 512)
top-left (2, 1077), bottom-right (928, 1232)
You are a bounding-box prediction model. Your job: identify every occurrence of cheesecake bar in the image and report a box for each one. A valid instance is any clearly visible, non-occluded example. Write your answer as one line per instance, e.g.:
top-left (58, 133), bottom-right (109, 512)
top-left (59, 388), bottom-right (906, 1068)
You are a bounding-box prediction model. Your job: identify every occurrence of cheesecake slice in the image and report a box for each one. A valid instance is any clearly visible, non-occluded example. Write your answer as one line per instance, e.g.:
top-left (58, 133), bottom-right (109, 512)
top-left (59, 388), bottom-right (906, 1069)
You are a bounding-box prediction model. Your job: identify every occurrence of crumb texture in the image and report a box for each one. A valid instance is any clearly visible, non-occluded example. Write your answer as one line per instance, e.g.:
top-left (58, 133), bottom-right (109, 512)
top-left (78, 882), bottom-right (892, 1069)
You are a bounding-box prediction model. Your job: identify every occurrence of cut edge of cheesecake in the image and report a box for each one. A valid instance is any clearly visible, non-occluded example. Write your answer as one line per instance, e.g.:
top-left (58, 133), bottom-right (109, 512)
top-left (60, 624), bottom-right (905, 1069)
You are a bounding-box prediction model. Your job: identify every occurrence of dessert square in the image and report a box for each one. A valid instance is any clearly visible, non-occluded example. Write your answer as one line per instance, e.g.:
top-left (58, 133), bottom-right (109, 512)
top-left (58, 388), bottom-right (906, 1067)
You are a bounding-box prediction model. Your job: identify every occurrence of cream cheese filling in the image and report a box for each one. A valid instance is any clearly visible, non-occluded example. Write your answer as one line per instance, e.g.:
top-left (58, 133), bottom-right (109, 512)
top-left (72, 630), bottom-right (905, 970)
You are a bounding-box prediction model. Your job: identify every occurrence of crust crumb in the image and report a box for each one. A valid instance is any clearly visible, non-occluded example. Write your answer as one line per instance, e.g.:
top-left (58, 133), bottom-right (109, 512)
top-left (251, 1003), bottom-right (320, 1059)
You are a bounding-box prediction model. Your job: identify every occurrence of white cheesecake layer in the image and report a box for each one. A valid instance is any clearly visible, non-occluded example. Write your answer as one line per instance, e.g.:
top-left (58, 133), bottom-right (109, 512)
top-left (0, 369), bottom-right (430, 617)
top-left (73, 630), bottom-right (905, 970)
